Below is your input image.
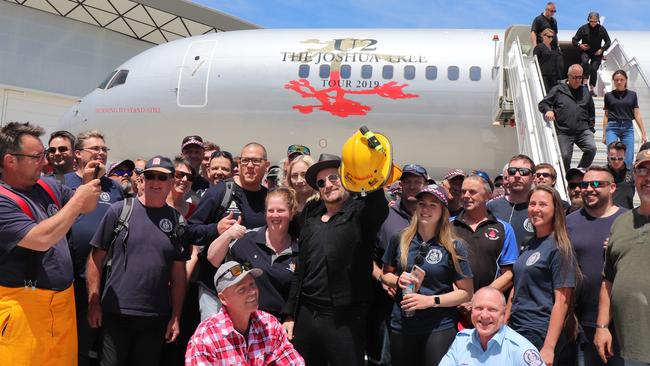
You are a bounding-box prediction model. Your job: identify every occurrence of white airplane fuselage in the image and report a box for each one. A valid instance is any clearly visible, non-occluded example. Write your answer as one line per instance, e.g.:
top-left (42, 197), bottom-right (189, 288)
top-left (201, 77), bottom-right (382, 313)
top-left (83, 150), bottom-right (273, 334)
top-left (59, 28), bottom-right (650, 178)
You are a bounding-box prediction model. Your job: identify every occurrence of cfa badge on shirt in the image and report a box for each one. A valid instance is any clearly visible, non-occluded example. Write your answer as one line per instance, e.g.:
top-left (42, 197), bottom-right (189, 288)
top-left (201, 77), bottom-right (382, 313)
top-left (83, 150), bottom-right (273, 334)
top-left (526, 252), bottom-right (541, 266)
top-left (523, 349), bottom-right (543, 365)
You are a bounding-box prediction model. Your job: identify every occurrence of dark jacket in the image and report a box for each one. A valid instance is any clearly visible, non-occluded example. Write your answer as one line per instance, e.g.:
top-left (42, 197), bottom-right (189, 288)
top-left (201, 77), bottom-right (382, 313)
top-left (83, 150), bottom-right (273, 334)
top-left (533, 43), bottom-right (562, 77)
top-left (572, 23), bottom-right (611, 55)
top-left (283, 189), bottom-right (388, 317)
top-left (538, 83), bottom-right (595, 133)
top-left (608, 164), bottom-right (635, 209)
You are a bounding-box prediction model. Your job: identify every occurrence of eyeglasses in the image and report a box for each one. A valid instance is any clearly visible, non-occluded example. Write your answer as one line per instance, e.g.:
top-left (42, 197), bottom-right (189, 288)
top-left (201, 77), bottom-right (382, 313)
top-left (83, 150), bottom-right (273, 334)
top-left (143, 172), bottom-right (170, 181)
top-left (608, 156), bottom-right (625, 161)
top-left (10, 151), bottom-right (47, 160)
top-left (507, 167), bottom-right (532, 176)
top-left (316, 173), bottom-right (340, 188)
top-left (568, 182), bottom-right (582, 190)
top-left (634, 167), bottom-right (649, 177)
top-left (174, 171), bottom-right (195, 182)
top-left (579, 180), bottom-right (611, 189)
top-left (47, 146), bottom-right (70, 154)
top-left (535, 172), bottom-right (554, 179)
top-left (569, 76), bottom-right (584, 80)
top-left (80, 146), bottom-right (110, 154)
top-left (216, 262), bottom-right (252, 281)
top-left (110, 169), bottom-right (132, 177)
top-left (240, 157), bottom-right (265, 166)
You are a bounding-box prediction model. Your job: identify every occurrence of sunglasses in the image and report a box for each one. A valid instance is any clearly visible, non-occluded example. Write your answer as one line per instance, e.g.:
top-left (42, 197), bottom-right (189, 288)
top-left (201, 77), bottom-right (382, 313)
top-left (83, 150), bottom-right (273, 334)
top-left (507, 167), bottom-right (532, 176)
top-left (143, 172), bottom-right (170, 181)
top-left (579, 180), bottom-right (611, 189)
top-left (216, 262), bottom-right (252, 281)
top-left (316, 173), bottom-right (340, 188)
top-left (404, 164), bottom-right (427, 174)
top-left (535, 172), bottom-right (554, 179)
top-left (110, 169), bottom-right (133, 177)
top-left (287, 144), bottom-right (311, 156)
top-left (634, 167), bottom-right (649, 177)
top-left (47, 146), bottom-right (70, 154)
top-left (608, 156), bottom-right (625, 161)
top-left (174, 171), bottom-right (195, 182)
top-left (494, 182), bottom-right (503, 188)
top-left (568, 182), bottom-right (582, 190)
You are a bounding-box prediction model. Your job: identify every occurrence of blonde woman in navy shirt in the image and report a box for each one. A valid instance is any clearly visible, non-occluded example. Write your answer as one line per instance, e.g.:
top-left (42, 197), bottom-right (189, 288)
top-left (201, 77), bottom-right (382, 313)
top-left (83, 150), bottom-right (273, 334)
top-left (507, 185), bottom-right (577, 366)
top-left (381, 184), bottom-right (473, 366)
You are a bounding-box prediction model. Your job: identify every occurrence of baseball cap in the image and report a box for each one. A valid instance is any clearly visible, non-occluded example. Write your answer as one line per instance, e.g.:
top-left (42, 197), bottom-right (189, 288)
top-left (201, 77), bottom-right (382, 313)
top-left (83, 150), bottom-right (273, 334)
top-left (634, 149), bottom-right (650, 168)
top-left (415, 184), bottom-right (449, 208)
top-left (566, 167), bottom-right (586, 180)
top-left (181, 135), bottom-right (204, 150)
top-left (401, 164), bottom-right (428, 180)
top-left (214, 261), bottom-right (263, 293)
top-left (287, 144), bottom-right (311, 158)
top-left (443, 169), bottom-right (466, 181)
top-left (143, 155), bottom-right (175, 174)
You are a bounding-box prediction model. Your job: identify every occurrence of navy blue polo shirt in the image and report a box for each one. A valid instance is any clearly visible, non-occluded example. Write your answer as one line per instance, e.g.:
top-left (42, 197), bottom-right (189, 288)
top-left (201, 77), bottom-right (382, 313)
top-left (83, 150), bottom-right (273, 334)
top-left (567, 207), bottom-right (626, 327)
top-left (383, 234), bottom-right (472, 335)
top-left (509, 235), bottom-right (576, 340)
top-left (90, 199), bottom-right (191, 316)
top-left (487, 197), bottom-right (534, 251)
top-left (452, 211), bottom-right (519, 290)
top-left (229, 226), bottom-right (298, 318)
top-left (376, 198), bottom-right (412, 262)
top-left (0, 178), bottom-right (74, 290)
top-left (64, 173), bottom-right (124, 279)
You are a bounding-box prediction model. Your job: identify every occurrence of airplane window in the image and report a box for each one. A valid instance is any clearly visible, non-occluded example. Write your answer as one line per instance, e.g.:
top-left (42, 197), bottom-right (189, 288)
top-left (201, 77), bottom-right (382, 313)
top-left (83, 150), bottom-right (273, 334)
top-left (470, 66), bottom-right (481, 81)
top-left (382, 65), bottom-right (393, 79)
top-left (320, 65), bottom-right (330, 78)
top-left (107, 70), bottom-right (129, 89)
top-left (340, 65), bottom-right (351, 79)
top-left (98, 70), bottom-right (118, 89)
top-left (448, 66), bottom-right (459, 81)
top-left (425, 66), bottom-right (437, 80)
top-left (298, 64), bottom-right (310, 78)
top-left (404, 66), bottom-right (416, 80)
top-left (361, 65), bottom-right (372, 79)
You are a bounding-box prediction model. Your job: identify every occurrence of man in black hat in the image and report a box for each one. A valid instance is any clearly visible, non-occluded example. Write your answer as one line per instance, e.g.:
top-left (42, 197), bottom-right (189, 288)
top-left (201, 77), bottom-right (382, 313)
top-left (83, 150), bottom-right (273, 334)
top-left (181, 135), bottom-right (210, 197)
top-left (86, 156), bottom-right (190, 365)
top-left (282, 153), bottom-right (389, 366)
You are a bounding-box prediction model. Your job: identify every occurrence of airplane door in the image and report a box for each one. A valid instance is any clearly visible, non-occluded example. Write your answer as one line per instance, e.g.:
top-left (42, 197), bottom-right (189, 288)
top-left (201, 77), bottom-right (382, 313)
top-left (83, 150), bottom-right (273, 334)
top-left (177, 40), bottom-right (217, 108)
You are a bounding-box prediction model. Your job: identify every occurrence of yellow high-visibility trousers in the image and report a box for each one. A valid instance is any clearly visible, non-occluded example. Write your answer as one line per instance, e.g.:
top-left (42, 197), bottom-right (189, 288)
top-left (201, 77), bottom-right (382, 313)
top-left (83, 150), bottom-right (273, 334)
top-left (0, 285), bottom-right (77, 366)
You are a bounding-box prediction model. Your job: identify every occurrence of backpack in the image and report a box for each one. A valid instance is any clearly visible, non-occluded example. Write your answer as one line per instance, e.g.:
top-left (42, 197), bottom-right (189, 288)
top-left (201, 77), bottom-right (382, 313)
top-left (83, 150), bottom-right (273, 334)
top-left (0, 179), bottom-right (60, 289)
top-left (104, 198), bottom-right (186, 279)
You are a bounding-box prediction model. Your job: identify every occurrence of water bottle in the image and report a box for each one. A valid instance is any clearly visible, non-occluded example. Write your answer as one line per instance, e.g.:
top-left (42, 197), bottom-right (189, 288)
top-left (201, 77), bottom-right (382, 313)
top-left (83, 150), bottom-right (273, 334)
top-left (402, 276), bottom-right (415, 318)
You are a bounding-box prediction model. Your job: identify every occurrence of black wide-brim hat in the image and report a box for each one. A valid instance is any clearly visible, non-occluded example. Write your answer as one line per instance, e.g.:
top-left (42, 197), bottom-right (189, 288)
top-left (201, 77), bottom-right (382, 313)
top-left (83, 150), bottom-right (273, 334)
top-left (306, 153), bottom-right (342, 190)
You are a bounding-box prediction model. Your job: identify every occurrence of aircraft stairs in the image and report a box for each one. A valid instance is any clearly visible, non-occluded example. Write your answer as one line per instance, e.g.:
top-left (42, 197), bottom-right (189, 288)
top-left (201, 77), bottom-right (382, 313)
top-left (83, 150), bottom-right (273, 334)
top-left (495, 26), bottom-right (649, 206)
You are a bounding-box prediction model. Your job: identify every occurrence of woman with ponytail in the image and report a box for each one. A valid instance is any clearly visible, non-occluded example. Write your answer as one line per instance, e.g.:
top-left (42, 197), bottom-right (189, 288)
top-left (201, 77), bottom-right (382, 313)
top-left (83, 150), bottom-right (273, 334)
top-left (381, 184), bottom-right (473, 366)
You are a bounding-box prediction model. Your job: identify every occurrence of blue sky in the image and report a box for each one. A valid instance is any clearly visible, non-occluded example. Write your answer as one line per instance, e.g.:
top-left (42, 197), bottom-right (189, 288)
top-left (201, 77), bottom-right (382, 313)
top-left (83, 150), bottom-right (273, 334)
top-left (194, 0), bottom-right (649, 31)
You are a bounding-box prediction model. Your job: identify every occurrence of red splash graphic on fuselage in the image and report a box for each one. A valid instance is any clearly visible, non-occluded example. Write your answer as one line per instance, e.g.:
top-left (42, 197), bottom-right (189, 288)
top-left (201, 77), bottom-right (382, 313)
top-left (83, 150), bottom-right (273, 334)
top-left (284, 71), bottom-right (419, 117)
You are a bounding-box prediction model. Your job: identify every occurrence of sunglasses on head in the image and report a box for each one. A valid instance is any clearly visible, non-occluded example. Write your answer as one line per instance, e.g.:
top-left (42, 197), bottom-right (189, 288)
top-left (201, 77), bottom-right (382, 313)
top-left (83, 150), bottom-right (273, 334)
top-left (579, 180), bottom-right (611, 189)
top-left (110, 169), bottom-right (132, 177)
top-left (216, 262), bottom-right (252, 281)
top-left (174, 171), bottom-right (195, 182)
top-left (507, 167), bottom-right (532, 176)
top-left (404, 164), bottom-right (427, 174)
top-left (143, 172), bottom-right (170, 181)
top-left (47, 146), bottom-right (69, 154)
top-left (316, 173), bottom-right (340, 188)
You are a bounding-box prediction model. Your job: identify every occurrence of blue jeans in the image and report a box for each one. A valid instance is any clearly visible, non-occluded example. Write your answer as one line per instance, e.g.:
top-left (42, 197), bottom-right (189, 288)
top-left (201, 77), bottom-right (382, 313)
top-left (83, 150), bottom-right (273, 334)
top-left (606, 120), bottom-right (635, 167)
top-left (623, 360), bottom-right (650, 366)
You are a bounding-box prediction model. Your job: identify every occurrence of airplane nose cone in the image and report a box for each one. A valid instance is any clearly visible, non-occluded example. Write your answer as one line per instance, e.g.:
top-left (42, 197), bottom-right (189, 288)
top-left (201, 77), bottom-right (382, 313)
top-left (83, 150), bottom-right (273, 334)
top-left (59, 100), bottom-right (86, 131)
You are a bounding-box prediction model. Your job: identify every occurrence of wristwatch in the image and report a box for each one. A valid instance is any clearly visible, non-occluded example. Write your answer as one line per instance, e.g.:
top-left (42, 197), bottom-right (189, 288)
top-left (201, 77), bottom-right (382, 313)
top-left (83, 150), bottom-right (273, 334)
top-left (434, 296), bottom-right (441, 306)
top-left (595, 324), bottom-right (609, 329)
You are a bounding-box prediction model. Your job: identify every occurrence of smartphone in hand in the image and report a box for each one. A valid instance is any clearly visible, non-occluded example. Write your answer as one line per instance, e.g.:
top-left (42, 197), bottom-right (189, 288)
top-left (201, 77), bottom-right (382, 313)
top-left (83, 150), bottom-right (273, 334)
top-left (93, 165), bottom-right (101, 180)
top-left (411, 265), bottom-right (426, 292)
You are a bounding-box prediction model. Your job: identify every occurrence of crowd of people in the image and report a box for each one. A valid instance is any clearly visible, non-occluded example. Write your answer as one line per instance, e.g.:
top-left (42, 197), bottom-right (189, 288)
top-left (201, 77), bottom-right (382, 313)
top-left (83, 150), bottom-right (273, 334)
top-left (1, 2), bottom-right (650, 366)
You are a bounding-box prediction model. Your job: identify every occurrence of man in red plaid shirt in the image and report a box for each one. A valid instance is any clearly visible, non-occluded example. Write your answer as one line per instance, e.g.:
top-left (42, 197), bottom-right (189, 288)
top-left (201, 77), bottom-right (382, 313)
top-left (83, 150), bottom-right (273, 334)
top-left (185, 261), bottom-right (304, 365)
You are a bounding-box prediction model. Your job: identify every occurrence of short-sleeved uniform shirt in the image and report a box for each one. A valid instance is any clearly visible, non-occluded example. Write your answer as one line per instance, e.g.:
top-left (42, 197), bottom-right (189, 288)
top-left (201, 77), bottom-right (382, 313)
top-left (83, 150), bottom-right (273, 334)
top-left (452, 211), bottom-right (519, 290)
top-left (187, 181), bottom-right (267, 291)
top-left (439, 325), bottom-right (544, 366)
top-left (567, 207), bottom-right (626, 327)
top-left (604, 89), bottom-right (638, 121)
top-left (229, 226), bottom-right (298, 318)
top-left (64, 173), bottom-right (124, 279)
top-left (383, 234), bottom-right (472, 335)
top-left (603, 209), bottom-right (650, 363)
top-left (0, 178), bottom-right (74, 290)
top-left (487, 197), bottom-right (534, 251)
top-left (90, 199), bottom-right (190, 316)
top-left (509, 235), bottom-right (576, 341)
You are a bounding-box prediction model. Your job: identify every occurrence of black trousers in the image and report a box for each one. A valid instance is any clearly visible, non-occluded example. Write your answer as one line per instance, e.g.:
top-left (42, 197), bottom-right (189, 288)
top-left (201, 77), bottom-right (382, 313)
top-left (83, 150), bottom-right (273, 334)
top-left (75, 280), bottom-right (101, 366)
top-left (542, 74), bottom-right (559, 94)
top-left (580, 52), bottom-right (603, 87)
top-left (99, 313), bottom-right (167, 366)
top-left (293, 303), bottom-right (367, 366)
top-left (389, 327), bottom-right (456, 366)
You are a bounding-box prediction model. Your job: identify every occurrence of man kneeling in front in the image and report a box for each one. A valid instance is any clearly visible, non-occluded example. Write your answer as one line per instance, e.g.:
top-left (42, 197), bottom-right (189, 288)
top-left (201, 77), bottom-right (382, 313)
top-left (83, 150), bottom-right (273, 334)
top-left (439, 287), bottom-right (544, 365)
top-left (185, 261), bottom-right (304, 365)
